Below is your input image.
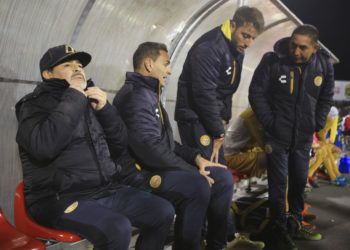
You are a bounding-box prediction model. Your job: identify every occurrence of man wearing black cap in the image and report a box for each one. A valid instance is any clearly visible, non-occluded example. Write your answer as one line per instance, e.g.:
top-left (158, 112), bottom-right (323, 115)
top-left (15, 44), bottom-right (175, 250)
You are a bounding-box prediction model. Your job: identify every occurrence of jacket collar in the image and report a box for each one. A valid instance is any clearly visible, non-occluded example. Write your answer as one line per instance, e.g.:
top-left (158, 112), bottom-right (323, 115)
top-left (41, 78), bottom-right (69, 91)
top-left (125, 72), bottom-right (161, 93)
top-left (220, 20), bottom-right (243, 58)
top-left (39, 78), bottom-right (94, 92)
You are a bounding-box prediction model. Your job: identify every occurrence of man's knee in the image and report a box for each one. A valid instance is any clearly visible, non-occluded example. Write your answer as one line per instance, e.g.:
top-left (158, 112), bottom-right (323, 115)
top-left (191, 174), bottom-right (212, 202)
top-left (210, 168), bottom-right (234, 189)
top-left (164, 171), bottom-right (211, 203)
top-left (147, 199), bottom-right (175, 228)
top-left (94, 215), bottom-right (132, 248)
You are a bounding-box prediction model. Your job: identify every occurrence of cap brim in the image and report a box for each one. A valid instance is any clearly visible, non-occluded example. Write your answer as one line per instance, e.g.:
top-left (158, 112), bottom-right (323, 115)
top-left (50, 51), bottom-right (92, 69)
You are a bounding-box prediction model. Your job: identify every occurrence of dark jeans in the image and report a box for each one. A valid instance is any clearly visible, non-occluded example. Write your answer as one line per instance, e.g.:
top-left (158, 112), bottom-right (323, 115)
top-left (55, 186), bottom-right (174, 250)
top-left (265, 136), bottom-right (311, 229)
top-left (178, 121), bottom-right (225, 165)
top-left (124, 169), bottom-right (233, 250)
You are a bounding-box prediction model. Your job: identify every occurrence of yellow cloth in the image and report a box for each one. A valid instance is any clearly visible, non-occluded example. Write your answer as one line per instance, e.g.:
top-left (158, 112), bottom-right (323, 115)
top-left (308, 142), bottom-right (341, 181)
top-left (221, 20), bottom-right (232, 41)
top-left (239, 108), bottom-right (264, 148)
top-left (311, 115), bottom-right (341, 180)
top-left (317, 115), bottom-right (339, 143)
top-left (225, 108), bottom-right (266, 177)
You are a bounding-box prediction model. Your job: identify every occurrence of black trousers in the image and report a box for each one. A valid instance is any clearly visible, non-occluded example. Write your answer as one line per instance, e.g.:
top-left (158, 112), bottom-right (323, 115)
top-left (123, 168), bottom-right (233, 250)
top-left (264, 135), bottom-right (311, 229)
top-left (55, 186), bottom-right (174, 250)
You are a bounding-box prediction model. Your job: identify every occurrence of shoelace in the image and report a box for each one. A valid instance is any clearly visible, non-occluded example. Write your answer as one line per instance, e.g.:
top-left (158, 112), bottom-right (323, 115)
top-left (299, 225), bottom-right (315, 235)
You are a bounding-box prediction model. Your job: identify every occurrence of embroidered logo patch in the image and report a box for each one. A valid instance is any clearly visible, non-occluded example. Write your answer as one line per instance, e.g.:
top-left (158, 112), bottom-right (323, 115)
top-left (64, 201), bottom-right (78, 214)
top-left (200, 135), bottom-right (211, 146)
top-left (155, 108), bottom-right (160, 118)
top-left (149, 175), bottom-right (162, 188)
top-left (278, 75), bottom-right (287, 84)
top-left (264, 144), bottom-right (273, 154)
top-left (314, 76), bottom-right (323, 87)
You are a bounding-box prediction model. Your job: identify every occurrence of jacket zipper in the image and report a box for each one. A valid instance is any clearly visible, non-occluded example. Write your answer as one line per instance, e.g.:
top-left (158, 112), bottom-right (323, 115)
top-left (157, 83), bottom-right (164, 125)
top-left (291, 66), bottom-right (303, 149)
top-left (230, 60), bottom-right (237, 84)
top-left (84, 108), bottom-right (105, 184)
top-left (290, 70), bottom-right (294, 94)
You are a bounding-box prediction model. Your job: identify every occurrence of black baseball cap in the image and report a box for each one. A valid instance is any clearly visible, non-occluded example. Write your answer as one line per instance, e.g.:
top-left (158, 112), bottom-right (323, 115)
top-left (39, 44), bottom-right (91, 73)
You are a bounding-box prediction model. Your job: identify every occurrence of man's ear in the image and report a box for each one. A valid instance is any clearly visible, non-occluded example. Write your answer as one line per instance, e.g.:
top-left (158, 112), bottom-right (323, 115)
top-left (230, 20), bottom-right (236, 34)
top-left (42, 70), bottom-right (52, 80)
top-left (144, 58), bottom-right (153, 73)
top-left (313, 42), bottom-right (320, 51)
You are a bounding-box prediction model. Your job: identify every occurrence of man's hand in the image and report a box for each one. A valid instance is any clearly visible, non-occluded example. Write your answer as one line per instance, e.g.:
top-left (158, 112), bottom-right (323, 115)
top-left (85, 87), bottom-right (107, 110)
top-left (210, 137), bottom-right (224, 163)
top-left (195, 154), bottom-right (227, 186)
top-left (199, 168), bottom-right (215, 187)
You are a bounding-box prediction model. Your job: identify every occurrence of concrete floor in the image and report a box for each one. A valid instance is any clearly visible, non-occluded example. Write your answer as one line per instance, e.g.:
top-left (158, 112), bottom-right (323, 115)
top-left (51, 178), bottom-right (349, 250)
top-left (295, 180), bottom-right (350, 250)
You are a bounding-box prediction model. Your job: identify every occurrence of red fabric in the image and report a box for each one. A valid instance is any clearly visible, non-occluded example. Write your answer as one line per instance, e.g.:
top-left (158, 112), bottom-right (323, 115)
top-left (345, 116), bottom-right (350, 132)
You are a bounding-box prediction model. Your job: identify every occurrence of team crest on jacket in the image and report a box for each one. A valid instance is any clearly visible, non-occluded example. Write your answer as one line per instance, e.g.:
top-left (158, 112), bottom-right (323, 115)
top-left (314, 76), bottom-right (323, 87)
top-left (200, 135), bottom-right (211, 146)
top-left (150, 175), bottom-right (162, 188)
top-left (64, 201), bottom-right (78, 213)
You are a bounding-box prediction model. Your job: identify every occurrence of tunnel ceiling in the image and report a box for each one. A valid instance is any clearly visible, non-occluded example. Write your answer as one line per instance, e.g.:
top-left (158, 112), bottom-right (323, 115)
top-left (0, 0), bottom-right (338, 94)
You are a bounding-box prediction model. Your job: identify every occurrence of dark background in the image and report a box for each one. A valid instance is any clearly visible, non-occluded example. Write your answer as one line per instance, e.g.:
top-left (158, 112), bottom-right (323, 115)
top-left (281, 0), bottom-right (349, 80)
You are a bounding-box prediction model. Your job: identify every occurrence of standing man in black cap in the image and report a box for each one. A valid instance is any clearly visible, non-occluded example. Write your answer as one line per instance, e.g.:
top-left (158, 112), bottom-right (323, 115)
top-left (15, 44), bottom-right (175, 250)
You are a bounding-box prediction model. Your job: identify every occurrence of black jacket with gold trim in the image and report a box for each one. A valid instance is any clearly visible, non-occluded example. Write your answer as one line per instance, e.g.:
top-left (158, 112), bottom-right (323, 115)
top-left (15, 78), bottom-right (127, 226)
top-left (114, 72), bottom-right (200, 173)
top-left (249, 37), bottom-right (334, 147)
top-left (175, 21), bottom-right (244, 138)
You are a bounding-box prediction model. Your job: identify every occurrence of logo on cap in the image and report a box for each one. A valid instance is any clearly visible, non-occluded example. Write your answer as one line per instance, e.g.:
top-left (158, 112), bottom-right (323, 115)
top-left (65, 45), bottom-right (75, 54)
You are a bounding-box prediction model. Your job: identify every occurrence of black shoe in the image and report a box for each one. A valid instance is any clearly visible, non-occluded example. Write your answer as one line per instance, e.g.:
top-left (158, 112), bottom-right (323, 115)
top-left (271, 229), bottom-right (298, 250)
top-left (287, 215), bottom-right (299, 237)
top-left (251, 221), bottom-right (298, 250)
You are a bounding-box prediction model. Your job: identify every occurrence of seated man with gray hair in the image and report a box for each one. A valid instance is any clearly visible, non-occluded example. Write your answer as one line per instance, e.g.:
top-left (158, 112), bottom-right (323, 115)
top-left (15, 44), bottom-right (175, 250)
